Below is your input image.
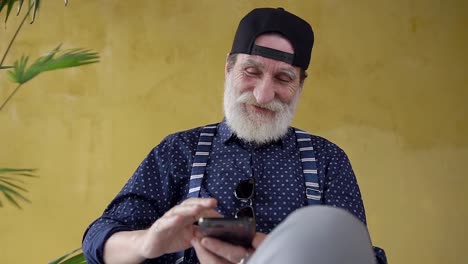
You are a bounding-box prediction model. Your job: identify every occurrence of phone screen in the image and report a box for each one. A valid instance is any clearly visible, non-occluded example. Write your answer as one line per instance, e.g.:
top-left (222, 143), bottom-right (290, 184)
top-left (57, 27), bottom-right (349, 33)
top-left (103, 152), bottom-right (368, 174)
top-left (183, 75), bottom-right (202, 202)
top-left (198, 217), bottom-right (255, 248)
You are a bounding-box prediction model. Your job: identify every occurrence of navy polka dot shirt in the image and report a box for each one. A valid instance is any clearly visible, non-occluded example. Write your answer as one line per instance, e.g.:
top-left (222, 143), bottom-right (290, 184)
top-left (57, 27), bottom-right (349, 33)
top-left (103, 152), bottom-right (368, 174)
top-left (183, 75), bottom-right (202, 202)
top-left (82, 121), bottom-right (387, 264)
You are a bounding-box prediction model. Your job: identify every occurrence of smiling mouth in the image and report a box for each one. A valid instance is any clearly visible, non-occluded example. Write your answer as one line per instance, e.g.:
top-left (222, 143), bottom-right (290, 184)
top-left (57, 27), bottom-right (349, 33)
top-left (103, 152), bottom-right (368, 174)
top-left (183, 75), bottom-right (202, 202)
top-left (246, 104), bottom-right (275, 116)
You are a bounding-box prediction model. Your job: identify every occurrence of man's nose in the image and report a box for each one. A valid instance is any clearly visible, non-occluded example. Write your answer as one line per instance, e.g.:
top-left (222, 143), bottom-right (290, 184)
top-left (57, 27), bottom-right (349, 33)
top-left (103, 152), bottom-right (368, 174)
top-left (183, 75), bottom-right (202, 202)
top-left (253, 78), bottom-right (275, 104)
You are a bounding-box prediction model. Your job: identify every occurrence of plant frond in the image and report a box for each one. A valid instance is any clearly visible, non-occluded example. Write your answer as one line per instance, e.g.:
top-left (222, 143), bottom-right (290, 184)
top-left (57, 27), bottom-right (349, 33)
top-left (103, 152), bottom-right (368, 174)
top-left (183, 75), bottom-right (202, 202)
top-left (49, 248), bottom-right (85, 264)
top-left (0, 182), bottom-right (31, 200)
top-left (0, 178), bottom-right (28, 192)
top-left (0, 1), bottom-right (7, 14)
top-left (3, 191), bottom-right (22, 208)
top-left (16, 0), bottom-right (23, 15)
top-left (0, 175), bottom-right (26, 183)
top-left (7, 45), bottom-right (99, 84)
top-left (0, 168), bottom-right (36, 174)
top-left (29, 0), bottom-right (38, 23)
top-left (0, 0), bottom-right (16, 23)
top-left (0, 0), bottom-right (43, 24)
top-left (0, 183), bottom-right (31, 209)
top-left (0, 0), bottom-right (12, 16)
top-left (0, 167), bottom-right (36, 208)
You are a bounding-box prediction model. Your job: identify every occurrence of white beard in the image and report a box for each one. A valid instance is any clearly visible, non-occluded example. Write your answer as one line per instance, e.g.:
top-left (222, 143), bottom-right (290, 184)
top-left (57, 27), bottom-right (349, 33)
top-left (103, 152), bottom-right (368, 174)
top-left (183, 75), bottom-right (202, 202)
top-left (223, 74), bottom-right (301, 145)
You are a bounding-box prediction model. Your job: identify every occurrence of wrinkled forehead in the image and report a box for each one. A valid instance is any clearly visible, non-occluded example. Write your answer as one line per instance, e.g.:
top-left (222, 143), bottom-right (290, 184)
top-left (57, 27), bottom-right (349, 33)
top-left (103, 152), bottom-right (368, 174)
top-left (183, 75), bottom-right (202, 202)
top-left (236, 53), bottom-right (301, 77)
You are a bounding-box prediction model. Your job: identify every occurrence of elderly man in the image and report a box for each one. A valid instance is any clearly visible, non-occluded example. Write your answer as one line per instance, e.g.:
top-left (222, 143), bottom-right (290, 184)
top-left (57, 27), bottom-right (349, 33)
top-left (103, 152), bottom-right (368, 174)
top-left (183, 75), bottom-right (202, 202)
top-left (83, 7), bottom-right (387, 264)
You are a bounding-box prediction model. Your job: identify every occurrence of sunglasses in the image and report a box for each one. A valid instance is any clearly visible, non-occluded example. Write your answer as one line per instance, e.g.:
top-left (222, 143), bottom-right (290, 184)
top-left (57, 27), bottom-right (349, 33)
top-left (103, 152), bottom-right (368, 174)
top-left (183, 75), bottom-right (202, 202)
top-left (234, 177), bottom-right (255, 219)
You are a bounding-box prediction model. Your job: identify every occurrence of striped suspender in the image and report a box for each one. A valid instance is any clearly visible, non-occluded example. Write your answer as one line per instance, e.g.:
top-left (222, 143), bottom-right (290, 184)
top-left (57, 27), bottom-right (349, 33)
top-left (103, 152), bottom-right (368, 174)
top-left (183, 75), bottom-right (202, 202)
top-left (175, 125), bottom-right (217, 264)
top-left (175, 126), bottom-right (321, 263)
top-left (186, 125), bottom-right (217, 199)
top-left (294, 128), bottom-right (322, 205)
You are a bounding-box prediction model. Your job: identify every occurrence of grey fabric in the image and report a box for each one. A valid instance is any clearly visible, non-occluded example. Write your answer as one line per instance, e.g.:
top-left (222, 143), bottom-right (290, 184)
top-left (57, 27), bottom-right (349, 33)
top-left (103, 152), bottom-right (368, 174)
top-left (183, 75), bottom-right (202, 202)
top-left (247, 206), bottom-right (376, 264)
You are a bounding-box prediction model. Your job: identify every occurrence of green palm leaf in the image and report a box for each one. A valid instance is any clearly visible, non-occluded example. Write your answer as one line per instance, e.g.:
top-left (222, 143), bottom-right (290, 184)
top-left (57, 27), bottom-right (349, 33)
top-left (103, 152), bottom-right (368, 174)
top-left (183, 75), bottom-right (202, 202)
top-left (49, 248), bottom-right (86, 264)
top-left (0, 168), bottom-right (37, 209)
top-left (29, 0), bottom-right (40, 23)
top-left (0, 0), bottom-right (16, 23)
top-left (0, 167), bottom-right (37, 175)
top-left (7, 45), bottom-right (99, 84)
top-left (0, 0), bottom-right (41, 23)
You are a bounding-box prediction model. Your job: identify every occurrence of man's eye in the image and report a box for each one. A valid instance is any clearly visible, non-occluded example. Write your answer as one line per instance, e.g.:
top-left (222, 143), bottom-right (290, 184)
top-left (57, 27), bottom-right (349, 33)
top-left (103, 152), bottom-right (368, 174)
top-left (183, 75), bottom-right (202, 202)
top-left (277, 75), bottom-right (292, 83)
top-left (245, 67), bottom-right (260, 75)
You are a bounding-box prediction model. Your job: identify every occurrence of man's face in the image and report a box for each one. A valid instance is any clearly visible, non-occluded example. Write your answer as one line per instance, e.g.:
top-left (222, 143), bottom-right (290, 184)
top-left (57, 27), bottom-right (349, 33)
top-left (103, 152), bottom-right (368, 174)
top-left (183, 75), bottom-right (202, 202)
top-left (223, 34), bottom-right (303, 144)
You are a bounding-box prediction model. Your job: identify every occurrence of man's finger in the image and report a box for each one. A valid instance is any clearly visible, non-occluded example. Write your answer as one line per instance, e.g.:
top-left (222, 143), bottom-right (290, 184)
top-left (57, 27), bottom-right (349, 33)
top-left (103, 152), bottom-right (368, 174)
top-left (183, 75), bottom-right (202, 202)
top-left (167, 204), bottom-right (206, 217)
top-left (150, 214), bottom-right (185, 235)
top-left (182, 198), bottom-right (217, 207)
top-left (200, 237), bottom-right (248, 264)
top-left (191, 238), bottom-right (230, 264)
top-left (167, 208), bottom-right (222, 227)
top-left (166, 201), bottom-right (218, 217)
top-left (252, 232), bottom-right (268, 249)
top-left (199, 209), bottom-right (223, 218)
top-left (167, 198), bottom-right (217, 215)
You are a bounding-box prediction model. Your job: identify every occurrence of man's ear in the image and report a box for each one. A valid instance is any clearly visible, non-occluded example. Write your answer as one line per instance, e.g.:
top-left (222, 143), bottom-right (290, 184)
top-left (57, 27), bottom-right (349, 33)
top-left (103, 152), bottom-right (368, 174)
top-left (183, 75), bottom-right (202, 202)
top-left (225, 53), bottom-right (231, 76)
top-left (298, 83), bottom-right (304, 94)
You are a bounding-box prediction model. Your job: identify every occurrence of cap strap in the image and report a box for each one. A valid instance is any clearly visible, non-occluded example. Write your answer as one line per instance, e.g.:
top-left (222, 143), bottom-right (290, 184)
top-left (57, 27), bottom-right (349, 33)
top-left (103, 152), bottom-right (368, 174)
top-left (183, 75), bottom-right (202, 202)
top-left (251, 45), bottom-right (294, 64)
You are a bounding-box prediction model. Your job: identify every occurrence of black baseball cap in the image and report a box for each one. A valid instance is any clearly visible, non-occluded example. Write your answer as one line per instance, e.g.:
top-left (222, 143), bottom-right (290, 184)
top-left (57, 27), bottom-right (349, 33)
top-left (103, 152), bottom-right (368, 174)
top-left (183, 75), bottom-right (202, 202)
top-left (230, 7), bottom-right (314, 70)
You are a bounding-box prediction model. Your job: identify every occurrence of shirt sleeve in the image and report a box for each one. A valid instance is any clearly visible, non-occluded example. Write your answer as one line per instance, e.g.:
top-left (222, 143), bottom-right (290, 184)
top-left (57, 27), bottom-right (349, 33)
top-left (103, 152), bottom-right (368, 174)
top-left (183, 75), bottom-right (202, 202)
top-left (82, 136), bottom-right (180, 264)
top-left (318, 140), bottom-right (388, 264)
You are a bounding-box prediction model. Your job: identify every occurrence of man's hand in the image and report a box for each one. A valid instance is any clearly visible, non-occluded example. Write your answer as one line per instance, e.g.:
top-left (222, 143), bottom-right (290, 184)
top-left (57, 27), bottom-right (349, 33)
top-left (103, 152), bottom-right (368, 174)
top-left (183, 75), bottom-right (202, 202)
top-left (103, 198), bottom-right (220, 263)
top-left (140, 198), bottom-right (220, 258)
top-left (191, 232), bottom-right (268, 264)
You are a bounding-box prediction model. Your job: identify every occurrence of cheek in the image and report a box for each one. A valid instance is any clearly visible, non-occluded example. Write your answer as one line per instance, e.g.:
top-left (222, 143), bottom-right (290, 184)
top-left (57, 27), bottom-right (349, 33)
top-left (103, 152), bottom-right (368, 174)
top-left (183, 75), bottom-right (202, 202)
top-left (276, 86), bottom-right (298, 103)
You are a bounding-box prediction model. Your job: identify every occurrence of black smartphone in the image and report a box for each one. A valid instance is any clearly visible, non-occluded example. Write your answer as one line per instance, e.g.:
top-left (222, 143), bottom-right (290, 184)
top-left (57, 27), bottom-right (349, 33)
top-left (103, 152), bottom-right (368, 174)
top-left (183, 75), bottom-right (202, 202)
top-left (198, 217), bottom-right (256, 248)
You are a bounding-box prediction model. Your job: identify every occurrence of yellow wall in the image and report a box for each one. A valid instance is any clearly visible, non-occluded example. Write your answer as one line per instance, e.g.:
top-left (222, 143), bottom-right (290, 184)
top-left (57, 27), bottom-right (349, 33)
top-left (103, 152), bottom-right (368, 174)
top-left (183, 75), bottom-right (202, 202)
top-left (1, 1), bottom-right (466, 263)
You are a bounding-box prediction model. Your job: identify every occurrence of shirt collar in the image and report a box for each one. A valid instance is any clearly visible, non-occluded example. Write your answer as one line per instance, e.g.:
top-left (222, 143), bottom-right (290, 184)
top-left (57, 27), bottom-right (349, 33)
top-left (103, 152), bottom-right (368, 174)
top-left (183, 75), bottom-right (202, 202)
top-left (218, 119), bottom-right (236, 144)
top-left (218, 119), bottom-right (292, 149)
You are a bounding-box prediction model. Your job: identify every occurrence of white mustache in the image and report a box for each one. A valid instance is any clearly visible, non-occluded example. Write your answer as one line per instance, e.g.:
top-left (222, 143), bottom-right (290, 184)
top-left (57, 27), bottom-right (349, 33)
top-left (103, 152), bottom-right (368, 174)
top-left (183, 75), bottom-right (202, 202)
top-left (236, 92), bottom-right (286, 112)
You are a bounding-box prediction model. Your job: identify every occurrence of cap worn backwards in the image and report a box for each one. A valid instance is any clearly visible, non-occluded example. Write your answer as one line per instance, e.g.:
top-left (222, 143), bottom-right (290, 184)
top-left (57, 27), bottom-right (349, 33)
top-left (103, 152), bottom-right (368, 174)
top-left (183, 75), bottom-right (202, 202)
top-left (230, 7), bottom-right (314, 70)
